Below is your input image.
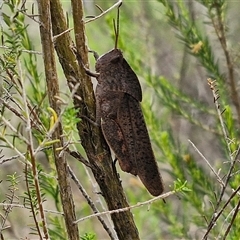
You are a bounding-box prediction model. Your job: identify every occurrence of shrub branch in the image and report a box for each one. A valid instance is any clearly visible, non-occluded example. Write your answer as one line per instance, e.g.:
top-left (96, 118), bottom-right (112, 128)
top-left (36, 0), bottom-right (79, 239)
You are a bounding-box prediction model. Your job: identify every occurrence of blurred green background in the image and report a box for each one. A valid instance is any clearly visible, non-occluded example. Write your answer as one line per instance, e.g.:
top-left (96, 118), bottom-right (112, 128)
top-left (1, 0), bottom-right (240, 239)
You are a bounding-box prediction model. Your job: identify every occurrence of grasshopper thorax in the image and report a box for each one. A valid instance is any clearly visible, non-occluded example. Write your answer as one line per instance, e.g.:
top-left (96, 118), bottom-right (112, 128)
top-left (95, 49), bottom-right (123, 73)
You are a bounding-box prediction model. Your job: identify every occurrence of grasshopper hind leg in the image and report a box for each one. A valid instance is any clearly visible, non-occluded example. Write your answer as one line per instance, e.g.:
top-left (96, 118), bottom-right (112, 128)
top-left (101, 118), bottom-right (137, 176)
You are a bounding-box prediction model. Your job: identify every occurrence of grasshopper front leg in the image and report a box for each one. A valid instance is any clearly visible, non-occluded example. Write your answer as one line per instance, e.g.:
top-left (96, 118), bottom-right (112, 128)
top-left (73, 47), bottom-right (100, 78)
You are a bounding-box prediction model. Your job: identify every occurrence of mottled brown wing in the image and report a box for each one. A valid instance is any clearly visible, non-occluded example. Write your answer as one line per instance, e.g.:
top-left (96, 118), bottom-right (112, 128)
top-left (101, 117), bottom-right (137, 176)
top-left (121, 58), bottom-right (142, 101)
top-left (117, 93), bottom-right (164, 196)
top-left (95, 83), bottom-right (136, 175)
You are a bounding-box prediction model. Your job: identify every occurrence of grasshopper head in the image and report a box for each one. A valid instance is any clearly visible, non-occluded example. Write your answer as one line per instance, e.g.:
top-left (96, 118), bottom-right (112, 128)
top-left (95, 49), bottom-right (123, 73)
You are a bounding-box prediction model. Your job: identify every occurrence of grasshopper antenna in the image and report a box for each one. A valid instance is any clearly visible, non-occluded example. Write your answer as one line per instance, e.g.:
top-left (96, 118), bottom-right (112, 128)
top-left (113, 2), bottom-right (122, 49)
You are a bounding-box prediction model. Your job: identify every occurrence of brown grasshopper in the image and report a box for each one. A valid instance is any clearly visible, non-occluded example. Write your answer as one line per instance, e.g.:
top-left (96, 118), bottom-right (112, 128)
top-left (80, 4), bottom-right (164, 196)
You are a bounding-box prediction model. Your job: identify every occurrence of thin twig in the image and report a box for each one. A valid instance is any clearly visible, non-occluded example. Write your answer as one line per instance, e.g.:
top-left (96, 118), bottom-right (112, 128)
top-left (95, 4), bottom-right (104, 13)
top-left (0, 145), bottom-right (53, 165)
top-left (222, 197), bottom-right (240, 240)
top-left (0, 135), bottom-right (31, 166)
top-left (202, 79), bottom-right (240, 239)
top-left (188, 139), bottom-right (224, 186)
top-left (52, 28), bottom-right (73, 42)
top-left (210, 5), bottom-right (240, 126)
top-left (0, 182), bottom-right (18, 236)
top-left (69, 150), bottom-right (92, 168)
top-left (202, 185), bottom-right (240, 240)
top-left (20, 60), bottom-right (49, 240)
top-left (207, 79), bottom-right (231, 155)
top-left (74, 190), bottom-right (175, 224)
top-left (38, 0), bottom-right (80, 237)
top-left (1, 83), bottom-right (45, 135)
top-left (0, 154), bottom-right (18, 165)
top-left (209, 145), bottom-right (240, 235)
top-left (68, 166), bottom-right (117, 240)
top-left (69, 143), bottom-right (115, 232)
top-left (0, 115), bottom-right (29, 145)
top-left (0, 203), bottom-right (63, 215)
top-left (0, 45), bottom-right (42, 55)
top-left (85, 0), bottom-right (123, 24)
top-left (24, 164), bottom-right (43, 240)
top-left (33, 82), bottom-right (80, 156)
top-left (0, 98), bottom-right (27, 124)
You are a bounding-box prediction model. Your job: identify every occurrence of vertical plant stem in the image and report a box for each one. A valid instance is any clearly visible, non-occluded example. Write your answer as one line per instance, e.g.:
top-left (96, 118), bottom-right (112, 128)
top-left (49, 0), bottom-right (140, 238)
top-left (36, 0), bottom-right (79, 239)
top-left (68, 166), bottom-right (116, 239)
top-left (210, 4), bottom-right (240, 125)
top-left (20, 59), bottom-right (49, 239)
top-left (222, 198), bottom-right (240, 240)
top-left (25, 165), bottom-right (43, 240)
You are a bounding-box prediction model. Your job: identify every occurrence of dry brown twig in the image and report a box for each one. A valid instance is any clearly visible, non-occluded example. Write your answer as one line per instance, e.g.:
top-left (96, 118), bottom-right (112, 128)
top-left (0, 203), bottom-right (63, 215)
top-left (51, 0), bottom-right (123, 42)
top-left (0, 181), bottom-right (19, 237)
top-left (203, 185), bottom-right (240, 240)
top-left (33, 82), bottom-right (81, 157)
top-left (68, 166), bottom-right (117, 239)
top-left (85, 0), bottom-right (123, 24)
top-left (74, 190), bottom-right (175, 224)
top-left (201, 79), bottom-right (240, 240)
top-left (188, 139), bottom-right (225, 186)
top-left (0, 45), bottom-right (42, 55)
top-left (19, 59), bottom-right (49, 239)
top-left (222, 197), bottom-right (240, 240)
top-left (209, 5), bottom-right (240, 126)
